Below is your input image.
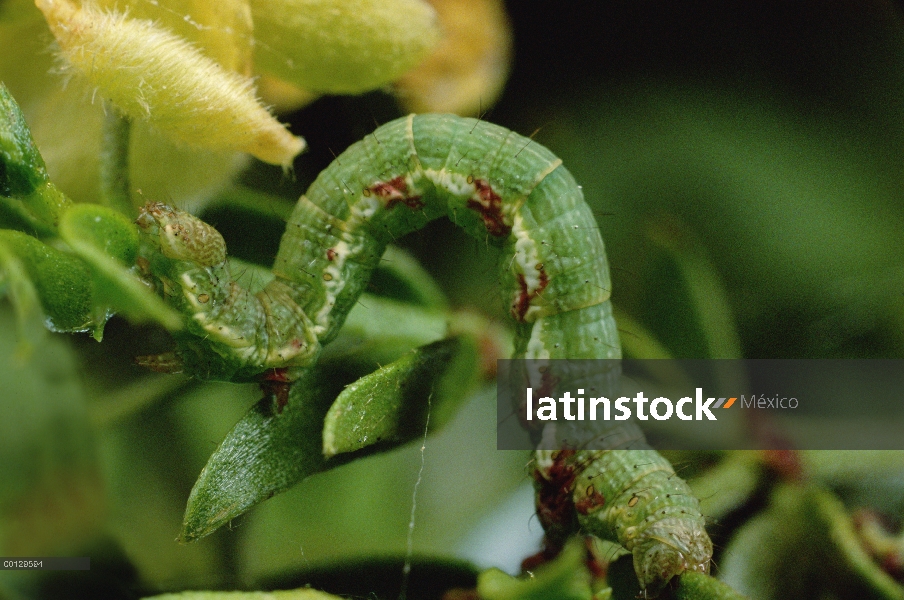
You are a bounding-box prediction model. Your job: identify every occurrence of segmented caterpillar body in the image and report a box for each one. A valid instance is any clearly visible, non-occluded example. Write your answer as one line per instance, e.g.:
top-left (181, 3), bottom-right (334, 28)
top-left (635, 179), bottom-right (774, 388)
top-left (534, 447), bottom-right (712, 596)
top-left (135, 113), bottom-right (711, 594)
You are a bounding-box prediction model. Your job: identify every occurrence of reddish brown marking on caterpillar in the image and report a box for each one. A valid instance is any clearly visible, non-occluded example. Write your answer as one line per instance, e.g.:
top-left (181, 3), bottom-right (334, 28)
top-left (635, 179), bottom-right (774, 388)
top-left (575, 484), bottom-right (606, 516)
top-left (533, 449), bottom-right (579, 546)
top-left (512, 266), bottom-right (549, 322)
top-left (326, 247), bottom-right (337, 261)
top-left (467, 179), bottom-right (510, 237)
top-left (521, 448), bottom-right (577, 571)
top-left (260, 367), bottom-right (292, 414)
top-left (367, 176), bottom-right (424, 210)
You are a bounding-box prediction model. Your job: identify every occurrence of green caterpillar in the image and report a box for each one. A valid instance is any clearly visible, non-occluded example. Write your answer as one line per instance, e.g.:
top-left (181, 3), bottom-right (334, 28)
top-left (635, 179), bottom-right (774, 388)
top-left (135, 113), bottom-right (711, 595)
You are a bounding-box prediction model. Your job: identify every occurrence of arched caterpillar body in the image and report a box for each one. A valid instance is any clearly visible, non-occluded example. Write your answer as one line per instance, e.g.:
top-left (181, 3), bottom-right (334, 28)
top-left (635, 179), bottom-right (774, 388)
top-left (135, 113), bottom-right (711, 595)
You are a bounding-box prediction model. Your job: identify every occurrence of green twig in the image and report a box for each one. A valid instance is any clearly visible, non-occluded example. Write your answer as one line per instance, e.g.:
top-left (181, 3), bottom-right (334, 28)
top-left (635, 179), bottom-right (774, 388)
top-left (100, 104), bottom-right (134, 217)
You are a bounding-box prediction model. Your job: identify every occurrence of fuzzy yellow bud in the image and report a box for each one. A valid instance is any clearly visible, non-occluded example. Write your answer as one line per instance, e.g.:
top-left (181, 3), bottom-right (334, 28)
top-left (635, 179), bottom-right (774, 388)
top-left (91, 0), bottom-right (254, 76)
top-left (35, 0), bottom-right (304, 167)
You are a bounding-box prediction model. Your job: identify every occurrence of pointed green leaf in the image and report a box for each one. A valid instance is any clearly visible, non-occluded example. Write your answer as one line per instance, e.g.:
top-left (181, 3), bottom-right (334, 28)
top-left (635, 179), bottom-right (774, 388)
top-left (0, 81), bottom-right (49, 197)
top-left (323, 336), bottom-right (479, 458)
top-left (58, 203), bottom-right (183, 332)
top-left (180, 369), bottom-right (335, 542)
top-left (181, 336), bottom-right (479, 542)
top-left (0, 82), bottom-right (70, 233)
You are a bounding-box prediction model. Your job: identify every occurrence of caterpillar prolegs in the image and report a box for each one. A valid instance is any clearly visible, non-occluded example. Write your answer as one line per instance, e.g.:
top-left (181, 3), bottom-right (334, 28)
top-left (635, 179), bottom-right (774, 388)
top-left (135, 113), bottom-right (711, 594)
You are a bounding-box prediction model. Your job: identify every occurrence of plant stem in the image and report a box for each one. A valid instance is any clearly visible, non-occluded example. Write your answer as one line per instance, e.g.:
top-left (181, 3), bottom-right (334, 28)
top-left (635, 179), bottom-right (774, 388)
top-left (100, 104), bottom-right (134, 216)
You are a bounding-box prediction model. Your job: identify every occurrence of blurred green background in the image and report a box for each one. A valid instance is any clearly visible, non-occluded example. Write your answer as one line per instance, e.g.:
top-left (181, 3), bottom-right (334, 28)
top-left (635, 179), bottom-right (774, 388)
top-left (3, 1), bottom-right (904, 599)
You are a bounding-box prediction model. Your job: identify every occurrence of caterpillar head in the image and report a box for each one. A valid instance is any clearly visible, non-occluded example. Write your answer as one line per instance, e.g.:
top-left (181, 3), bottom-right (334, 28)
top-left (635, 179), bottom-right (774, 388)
top-left (632, 517), bottom-right (712, 597)
top-left (136, 202), bottom-right (227, 268)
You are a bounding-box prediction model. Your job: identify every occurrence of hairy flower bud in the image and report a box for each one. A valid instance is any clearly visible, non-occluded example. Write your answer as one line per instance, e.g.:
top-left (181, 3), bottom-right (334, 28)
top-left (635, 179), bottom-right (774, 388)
top-left (35, 0), bottom-right (304, 166)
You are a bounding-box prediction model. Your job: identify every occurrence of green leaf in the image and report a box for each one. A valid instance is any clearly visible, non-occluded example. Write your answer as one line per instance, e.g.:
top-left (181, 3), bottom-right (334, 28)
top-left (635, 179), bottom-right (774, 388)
top-left (808, 486), bottom-right (904, 600)
top-left (59, 203), bottom-right (138, 265)
top-left (0, 82), bottom-right (70, 234)
top-left (718, 485), bottom-right (814, 600)
top-left (179, 368), bottom-right (334, 542)
top-left (323, 336), bottom-right (479, 457)
top-left (58, 203), bottom-right (183, 334)
top-left (0, 229), bottom-right (94, 331)
top-left (181, 336), bottom-right (479, 542)
top-left (0, 81), bottom-right (49, 198)
top-left (687, 451), bottom-right (763, 523)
